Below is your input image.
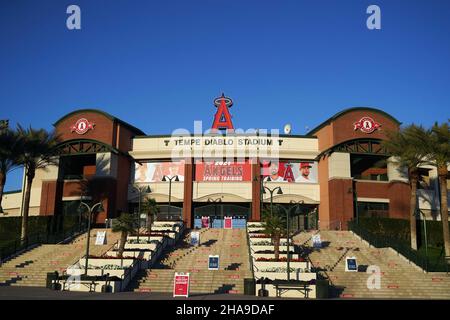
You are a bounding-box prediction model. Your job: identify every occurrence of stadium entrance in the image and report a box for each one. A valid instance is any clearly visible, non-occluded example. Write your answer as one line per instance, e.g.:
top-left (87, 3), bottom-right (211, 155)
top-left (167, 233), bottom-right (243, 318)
top-left (193, 203), bottom-right (250, 229)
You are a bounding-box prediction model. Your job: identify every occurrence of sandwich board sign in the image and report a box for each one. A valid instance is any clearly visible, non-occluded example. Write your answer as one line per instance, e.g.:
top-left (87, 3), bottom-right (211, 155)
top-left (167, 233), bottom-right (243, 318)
top-left (345, 257), bottom-right (358, 272)
top-left (173, 273), bottom-right (190, 297)
top-left (311, 234), bottom-right (322, 249)
top-left (208, 255), bottom-right (220, 270)
top-left (95, 231), bottom-right (107, 245)
top-left (191, 231), bottom-right (200, 246)
top-left (224, 216), bottom-right (233, 229)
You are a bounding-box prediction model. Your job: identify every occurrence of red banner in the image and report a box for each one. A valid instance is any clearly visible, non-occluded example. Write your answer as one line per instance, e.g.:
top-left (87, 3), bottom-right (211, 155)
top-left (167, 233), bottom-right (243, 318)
top-left (195, 161), bottom-right (252, 182)
top-left (173, 273), bottom-right (190, 297)
top-left (224, 217), bottom-right (233, 229)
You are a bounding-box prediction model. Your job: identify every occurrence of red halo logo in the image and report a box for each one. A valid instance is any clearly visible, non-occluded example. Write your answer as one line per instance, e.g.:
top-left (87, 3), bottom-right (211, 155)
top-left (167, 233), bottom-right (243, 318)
top-left (70, 118), bottom-right (95, 135)
top-left (353, 116), bottom-right (381, 133)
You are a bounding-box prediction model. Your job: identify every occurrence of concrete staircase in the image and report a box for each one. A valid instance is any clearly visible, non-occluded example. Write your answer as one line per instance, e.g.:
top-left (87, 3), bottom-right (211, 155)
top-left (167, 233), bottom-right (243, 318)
top-left (0, 229), bottom-right (120, 287)
top-left (131, 228), bottom-right (253, 295)
top-left (293, 230), bottom-right (450, 299)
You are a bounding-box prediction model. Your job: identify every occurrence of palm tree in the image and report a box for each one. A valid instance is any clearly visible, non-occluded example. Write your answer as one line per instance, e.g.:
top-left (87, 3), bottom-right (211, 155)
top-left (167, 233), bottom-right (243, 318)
top-left (17, 125), bottom-right (59, 241)
top-left (383, 125), bottom-right (430, 250)
top-left (426, 121), bottom-right (450, 256)
top-left (112, 212), bottom-right (136, 257)
top-left (142, 197), bottom-right (159, 234)
top-left (0, 128), bottom-right (22, 210)
top-left (262, 209), bottom-right (286, 260)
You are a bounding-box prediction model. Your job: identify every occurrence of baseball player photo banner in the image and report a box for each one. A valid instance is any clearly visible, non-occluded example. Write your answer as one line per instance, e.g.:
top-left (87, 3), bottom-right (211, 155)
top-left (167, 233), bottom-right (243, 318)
top-left (134, 160), bottom-right (185, 183)
top-left (261, 160), bottom-right (318, 183)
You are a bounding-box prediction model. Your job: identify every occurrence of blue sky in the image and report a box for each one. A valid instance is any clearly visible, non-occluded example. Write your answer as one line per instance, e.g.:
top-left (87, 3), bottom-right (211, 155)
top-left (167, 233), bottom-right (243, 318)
top-left (1, 0), bottom-right (449, 191)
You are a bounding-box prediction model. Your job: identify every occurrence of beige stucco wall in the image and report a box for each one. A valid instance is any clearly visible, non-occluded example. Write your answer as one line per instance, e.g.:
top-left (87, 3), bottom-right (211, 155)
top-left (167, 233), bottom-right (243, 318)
top-left (128, 182), bottom-right (184, 203)
top-left (193, 182), bottom-right (253, 202)
top-left (262, 182), bottom-right (320, 204)
top-left (328, 152), bottom-right (351, 179)
top-left (130, 135), bottom-right (319, 160)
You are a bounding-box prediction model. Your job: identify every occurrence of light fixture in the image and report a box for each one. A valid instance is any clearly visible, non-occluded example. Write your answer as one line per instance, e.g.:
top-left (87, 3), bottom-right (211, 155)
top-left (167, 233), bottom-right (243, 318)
top-left (277, 188), bottom-right (283, 195)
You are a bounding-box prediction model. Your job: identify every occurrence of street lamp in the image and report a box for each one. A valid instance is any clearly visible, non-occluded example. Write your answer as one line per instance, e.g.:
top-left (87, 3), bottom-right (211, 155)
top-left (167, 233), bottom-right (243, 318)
top-left (262, 185), bottom-right (283, 216)
top-left (79, 200), bottom-right (104, 275)
top-left (207, 198), bottom-right (222, 228)
top-left (276, 200), bottom-right (304, 280)
top-left (132, 185), bottom-right (151, 241)
top-left (162, 175), bottom-right (179, 221)
top-left (418, 209), bottom-right (429, 270)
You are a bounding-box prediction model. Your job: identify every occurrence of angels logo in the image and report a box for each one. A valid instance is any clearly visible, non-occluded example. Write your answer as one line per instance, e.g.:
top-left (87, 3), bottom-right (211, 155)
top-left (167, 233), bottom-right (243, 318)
top-left (353, 117), bottom-right (381, 133)
top-left (70, 118), bottom-right (95, 135)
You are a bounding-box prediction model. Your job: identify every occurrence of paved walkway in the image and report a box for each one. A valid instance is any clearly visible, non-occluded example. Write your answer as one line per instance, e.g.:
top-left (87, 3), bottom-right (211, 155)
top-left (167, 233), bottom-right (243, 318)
top-left (0, 286), bottom-right (274, 300)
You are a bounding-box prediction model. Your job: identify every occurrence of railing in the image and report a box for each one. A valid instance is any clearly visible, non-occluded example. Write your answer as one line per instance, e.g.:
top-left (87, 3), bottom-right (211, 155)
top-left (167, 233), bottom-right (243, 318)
top-left (0, 224), bottom-right (87, 263)
top-left (348, 220), bottom-right (449, 272)
top-left (245, 224), bottom-right (256, 278)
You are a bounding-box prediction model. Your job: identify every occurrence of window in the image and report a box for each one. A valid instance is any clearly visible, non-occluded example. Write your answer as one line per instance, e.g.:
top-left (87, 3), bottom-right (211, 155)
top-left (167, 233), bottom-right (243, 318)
top-left (351, 154), bottom-right (388, 181)
top-left (357, 201), bottom-right (389, 218)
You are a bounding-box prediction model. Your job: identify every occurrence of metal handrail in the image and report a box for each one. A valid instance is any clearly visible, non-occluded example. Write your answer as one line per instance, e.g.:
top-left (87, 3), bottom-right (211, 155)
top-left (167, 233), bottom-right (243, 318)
top-left (348, 220), bottom-right (448, 272)
top-left (245, 224), bottom-right (256, 278)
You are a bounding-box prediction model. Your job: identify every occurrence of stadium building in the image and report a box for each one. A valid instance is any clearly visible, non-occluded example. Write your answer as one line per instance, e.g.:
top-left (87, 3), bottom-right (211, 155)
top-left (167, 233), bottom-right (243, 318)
top-left (1, 95), bottom-right (447, 230)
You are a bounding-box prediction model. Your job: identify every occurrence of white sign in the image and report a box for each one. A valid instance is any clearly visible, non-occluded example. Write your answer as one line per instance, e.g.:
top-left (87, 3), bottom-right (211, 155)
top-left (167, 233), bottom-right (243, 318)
top-left (311, 234), bottom-right (322, 249)
top-left (345, 257), bottom-right (358, 272)
top-left (95, 231), bottom-right (107, 245)
top-left (191, 231), bottom-right (200, 246)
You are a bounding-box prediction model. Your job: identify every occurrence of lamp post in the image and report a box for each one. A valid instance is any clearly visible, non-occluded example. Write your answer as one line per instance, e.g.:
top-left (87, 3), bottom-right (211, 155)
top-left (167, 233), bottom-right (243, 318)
top-left (132, 185), bottom-right (151, 241)
top-left (207, 198), bottom-right (222, 228)
top-left (276, 200), bottom-right (303, 280)
top-left (162, 175), bottom-right (179, 221)
top-left (79, 200), bottom-right (104, 275)
top-left (262, 186), bottom-right (283, 216)
top-left (418, 209), bottom-right (429, 270)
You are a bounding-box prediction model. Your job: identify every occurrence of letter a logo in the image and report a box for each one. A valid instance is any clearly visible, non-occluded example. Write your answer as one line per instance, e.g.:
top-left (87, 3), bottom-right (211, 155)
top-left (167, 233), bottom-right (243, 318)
top-left (212, 93), bottom-right (234, 131)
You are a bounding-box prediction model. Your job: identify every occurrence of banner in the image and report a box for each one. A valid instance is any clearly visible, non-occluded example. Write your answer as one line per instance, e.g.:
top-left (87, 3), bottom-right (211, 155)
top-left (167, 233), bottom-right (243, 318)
top-left (195, 161), bottom-right (252, 182)
top-left (208, 255), bottom-right (220, 270)
top-left (135, 161), bottom-right (185, 183)
top-left (201, 216), bottom-right (210, 228)
top-left (261, 160), bottom-right (318, 183)
top-left (173, 273), bottom-right (190, 297)
top-left (224, 217), bottom-right (233, 229)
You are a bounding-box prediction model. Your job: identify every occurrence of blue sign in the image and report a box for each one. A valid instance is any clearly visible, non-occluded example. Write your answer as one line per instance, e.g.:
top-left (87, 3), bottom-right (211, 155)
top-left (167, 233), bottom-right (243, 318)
top-left (208, 255), bottom-right (219, 270)
top-left (345, 257), bottom-right (358, 272)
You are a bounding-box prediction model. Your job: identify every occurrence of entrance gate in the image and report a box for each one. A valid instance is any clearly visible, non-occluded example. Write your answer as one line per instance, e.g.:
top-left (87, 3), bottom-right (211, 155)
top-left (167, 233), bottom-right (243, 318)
top-left (193, 203), bottom-right (249, 229)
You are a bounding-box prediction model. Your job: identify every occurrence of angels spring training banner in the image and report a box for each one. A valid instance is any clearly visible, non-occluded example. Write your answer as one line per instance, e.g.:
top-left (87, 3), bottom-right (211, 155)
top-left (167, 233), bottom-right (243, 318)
top-left (261, 160), bottom-right (318, 183)
top-left (195, 161), bottom-right (252, 182)
top-left (134, 161), bottom-right (185, 183)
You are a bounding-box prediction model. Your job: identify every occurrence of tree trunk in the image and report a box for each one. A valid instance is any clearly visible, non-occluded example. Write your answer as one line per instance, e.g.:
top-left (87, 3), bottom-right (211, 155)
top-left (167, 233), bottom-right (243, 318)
top-left (21, 169), bottom-right (34, 243)
top-left (438, 166), bottom-right (450, 256)
top-left (118, 231), bottom-right (128, 258)
top-left (0, 171), bottom-right (5, 210)
top-left (409, 172), bottom-right (418, 250)
top-left (147, 211), bottom-right (152, 234)
top-left (273, 233), bottom-right (280, 261)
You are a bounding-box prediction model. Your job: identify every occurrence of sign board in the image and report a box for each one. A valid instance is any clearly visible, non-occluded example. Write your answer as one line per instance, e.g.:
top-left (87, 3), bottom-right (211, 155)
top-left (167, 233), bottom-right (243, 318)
top-left (201, 216), bottom-right (210, 228)
top-left (261, 160), bottom-right (318, 183)
top-left (224, 217), bottom-right (233, 229)
top-left (95, 231), bottom-right (107, 245)
top-left (173, 273), bottom-right (190, 297)
top-left (311, 234), bottom-right (322, 249)
top-left (208, 255), bottom-right (220, 270)
top-left (191, 231), bottom-right (200, 246)
top-left (195, 161), bottom-right (252, 182)
top-left (345, 257), bottom-right (358, 272)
